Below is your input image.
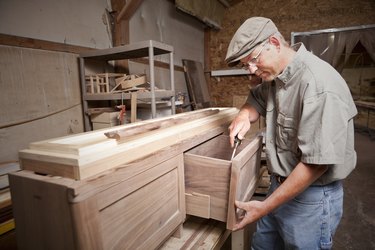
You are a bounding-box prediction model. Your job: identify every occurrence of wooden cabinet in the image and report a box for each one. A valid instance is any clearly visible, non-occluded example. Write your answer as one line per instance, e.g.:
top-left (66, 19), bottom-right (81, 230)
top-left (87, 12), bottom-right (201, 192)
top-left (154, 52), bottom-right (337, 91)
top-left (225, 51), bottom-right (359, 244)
top-left (9, 154), bottom-right (185, 250)
top-left (184, 135), bottom-right (263, 230)
top-left (10, 108), bottom-right (239, 249)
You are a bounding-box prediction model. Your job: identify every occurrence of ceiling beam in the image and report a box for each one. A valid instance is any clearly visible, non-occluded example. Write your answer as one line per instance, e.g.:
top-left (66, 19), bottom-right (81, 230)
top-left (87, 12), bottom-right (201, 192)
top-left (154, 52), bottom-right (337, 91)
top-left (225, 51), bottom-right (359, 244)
top-left (117, 0), bottom-right (144, 22)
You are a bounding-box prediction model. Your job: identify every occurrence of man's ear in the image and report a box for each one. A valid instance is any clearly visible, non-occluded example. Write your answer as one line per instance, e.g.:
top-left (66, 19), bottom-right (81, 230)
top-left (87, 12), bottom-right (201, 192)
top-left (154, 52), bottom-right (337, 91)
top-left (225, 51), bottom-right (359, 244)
top-left (268, 36), bottom-right (280, 47)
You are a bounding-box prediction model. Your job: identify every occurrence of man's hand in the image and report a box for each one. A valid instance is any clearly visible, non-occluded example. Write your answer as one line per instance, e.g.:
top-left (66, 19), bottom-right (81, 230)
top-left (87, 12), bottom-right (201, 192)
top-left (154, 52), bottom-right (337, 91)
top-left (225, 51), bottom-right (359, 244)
top-left (228, 113), bottom-right (251, 147)
top-left (228, 104), bottom-right (260, 146)
top-left (232, 163), bottom-right (328, 231)
top-left (233, 200), bottom-right (266, 231)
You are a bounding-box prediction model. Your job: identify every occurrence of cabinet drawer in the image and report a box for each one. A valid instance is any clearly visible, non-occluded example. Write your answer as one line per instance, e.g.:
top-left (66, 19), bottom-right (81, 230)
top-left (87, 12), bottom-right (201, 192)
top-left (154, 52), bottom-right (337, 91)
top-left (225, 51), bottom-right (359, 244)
top-left (184, 135), bottom-right (262, 230)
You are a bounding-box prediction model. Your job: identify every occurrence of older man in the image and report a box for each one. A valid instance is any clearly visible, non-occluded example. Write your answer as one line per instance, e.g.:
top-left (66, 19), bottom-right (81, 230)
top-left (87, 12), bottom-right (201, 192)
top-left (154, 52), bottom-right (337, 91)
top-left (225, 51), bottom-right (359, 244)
top-left (226, 17), bottom-right (357, 249)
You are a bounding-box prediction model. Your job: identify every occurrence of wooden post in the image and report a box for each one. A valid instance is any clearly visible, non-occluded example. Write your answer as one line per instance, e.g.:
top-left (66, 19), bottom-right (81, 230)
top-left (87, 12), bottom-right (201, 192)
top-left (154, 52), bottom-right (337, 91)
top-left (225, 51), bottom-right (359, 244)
top-left (131, 91), bottom-right (137, 123)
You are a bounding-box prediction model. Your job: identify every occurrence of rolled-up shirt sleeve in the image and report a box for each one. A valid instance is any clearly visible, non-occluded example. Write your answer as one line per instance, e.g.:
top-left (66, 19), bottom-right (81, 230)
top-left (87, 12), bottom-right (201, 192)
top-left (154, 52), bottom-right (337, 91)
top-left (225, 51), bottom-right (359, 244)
top-left (298, 92), bottom-right (353, 165)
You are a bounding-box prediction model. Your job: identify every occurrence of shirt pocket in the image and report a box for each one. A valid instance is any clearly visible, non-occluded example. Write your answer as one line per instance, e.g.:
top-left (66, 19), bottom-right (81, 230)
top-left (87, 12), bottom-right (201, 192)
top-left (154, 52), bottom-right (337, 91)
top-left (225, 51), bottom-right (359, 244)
top-left (276, 113), bottom-right (297, 151)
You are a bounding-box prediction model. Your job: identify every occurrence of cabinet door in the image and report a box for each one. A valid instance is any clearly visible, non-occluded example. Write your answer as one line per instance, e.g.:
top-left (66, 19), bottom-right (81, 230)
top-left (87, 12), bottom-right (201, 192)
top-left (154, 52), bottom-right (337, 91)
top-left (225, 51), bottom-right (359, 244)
top-left (97, 154), bottom-right (186, 250)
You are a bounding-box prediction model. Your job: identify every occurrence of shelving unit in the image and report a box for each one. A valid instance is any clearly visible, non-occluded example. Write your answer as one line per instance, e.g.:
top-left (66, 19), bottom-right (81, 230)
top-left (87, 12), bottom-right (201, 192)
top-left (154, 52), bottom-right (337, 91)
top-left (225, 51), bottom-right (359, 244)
top-left (79, 40), bottom-right (175, 131)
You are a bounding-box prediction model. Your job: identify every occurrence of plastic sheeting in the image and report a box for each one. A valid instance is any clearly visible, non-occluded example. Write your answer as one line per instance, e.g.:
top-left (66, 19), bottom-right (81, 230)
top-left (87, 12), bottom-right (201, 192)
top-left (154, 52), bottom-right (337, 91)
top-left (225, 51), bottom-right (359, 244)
top-left (292, 25), bottom-right (375, 72)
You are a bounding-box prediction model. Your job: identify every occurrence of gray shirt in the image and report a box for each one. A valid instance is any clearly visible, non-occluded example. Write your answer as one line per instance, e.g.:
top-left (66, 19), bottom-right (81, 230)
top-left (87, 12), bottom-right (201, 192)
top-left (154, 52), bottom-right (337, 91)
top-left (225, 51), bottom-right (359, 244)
top-left (248, 43), bottom-right (357, 185)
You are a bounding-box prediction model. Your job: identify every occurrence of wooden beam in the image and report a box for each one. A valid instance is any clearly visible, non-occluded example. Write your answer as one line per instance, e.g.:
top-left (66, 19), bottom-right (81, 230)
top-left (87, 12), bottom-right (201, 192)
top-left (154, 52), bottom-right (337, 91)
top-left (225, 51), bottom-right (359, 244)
top-left (116, 0), bottom-right (144, 22)
top-left (0, 33), bottom-right (94, 54)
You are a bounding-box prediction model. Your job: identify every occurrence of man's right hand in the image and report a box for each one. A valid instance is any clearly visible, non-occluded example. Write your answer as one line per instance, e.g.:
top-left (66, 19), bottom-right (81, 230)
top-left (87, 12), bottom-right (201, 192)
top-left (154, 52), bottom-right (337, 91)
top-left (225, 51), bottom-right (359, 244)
top-left (228, 104), bottom-right (260, 147)
top-left (228, 112), bottom-right (251, 147)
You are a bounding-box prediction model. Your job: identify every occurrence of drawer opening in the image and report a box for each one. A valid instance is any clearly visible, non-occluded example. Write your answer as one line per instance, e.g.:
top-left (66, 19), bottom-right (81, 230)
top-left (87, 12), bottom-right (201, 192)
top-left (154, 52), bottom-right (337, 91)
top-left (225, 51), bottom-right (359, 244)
top-left (186, 134), bottom-right (252, 161)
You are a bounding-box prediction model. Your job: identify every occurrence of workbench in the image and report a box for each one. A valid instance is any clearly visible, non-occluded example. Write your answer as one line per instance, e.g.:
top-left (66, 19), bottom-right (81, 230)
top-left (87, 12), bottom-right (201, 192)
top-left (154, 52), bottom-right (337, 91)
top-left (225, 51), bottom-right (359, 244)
top-left (355, 100), bottom-right (375, 138)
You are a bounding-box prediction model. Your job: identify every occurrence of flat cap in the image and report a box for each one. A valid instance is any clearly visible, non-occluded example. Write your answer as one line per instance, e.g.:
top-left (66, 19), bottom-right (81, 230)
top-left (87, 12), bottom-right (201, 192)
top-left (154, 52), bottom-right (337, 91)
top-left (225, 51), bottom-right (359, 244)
top-left (225, 17), bottom-right (278, 67)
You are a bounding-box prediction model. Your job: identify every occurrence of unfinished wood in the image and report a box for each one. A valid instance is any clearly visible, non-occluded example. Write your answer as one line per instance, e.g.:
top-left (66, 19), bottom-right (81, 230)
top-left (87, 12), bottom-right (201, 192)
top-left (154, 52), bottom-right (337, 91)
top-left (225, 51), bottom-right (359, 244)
top-left (226, 136), bottom-right (262, 230)
top-left (0, 45), bottom-right (81, 129)
top-left (91, 112), bottom-right (119, 124)
top-left (117, 74), bottom-right (146, 89)
top-left (100, 155), bottom-right (184, 249)
top-left (92, 122), bottom-right (117, 130)
top-left (19, 108), bottom-right (237, 180)
top-left (105, 108), bottom-right (219, 140)
top-left (160, 216), bottom-right (231, 250)
top-left (186, 193), bottom-right (211, 219)
top-left (182, 59), bottom-right (211, 110)
top-left (184, 135), bottom-right (262, 230)
top-left (9, 153), bottom-right (185, 250)
top-left (131, 91), bottom-right (137, 122)
top-left (9, 174), bottom-right (76, 250)
top-left (0, 33), bottom-right (94, 54)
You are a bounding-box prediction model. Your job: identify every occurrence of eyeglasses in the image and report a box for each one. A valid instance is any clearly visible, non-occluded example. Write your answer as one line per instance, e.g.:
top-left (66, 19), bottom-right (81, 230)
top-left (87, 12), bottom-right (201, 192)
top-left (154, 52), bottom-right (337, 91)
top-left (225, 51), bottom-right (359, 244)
top-left (241, 42), bottom-right (268, 70)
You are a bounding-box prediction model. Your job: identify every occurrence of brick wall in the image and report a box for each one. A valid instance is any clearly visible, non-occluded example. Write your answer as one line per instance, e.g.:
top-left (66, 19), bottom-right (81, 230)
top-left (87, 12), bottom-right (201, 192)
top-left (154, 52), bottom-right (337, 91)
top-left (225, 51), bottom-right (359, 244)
top-left (208, 0), bottom-right (375, 107)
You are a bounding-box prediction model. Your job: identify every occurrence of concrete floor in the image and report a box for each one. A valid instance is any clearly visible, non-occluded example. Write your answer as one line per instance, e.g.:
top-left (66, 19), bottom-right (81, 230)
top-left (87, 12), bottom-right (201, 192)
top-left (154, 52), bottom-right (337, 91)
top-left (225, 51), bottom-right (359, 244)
top-left (333, 131), bottom-right (375, 250)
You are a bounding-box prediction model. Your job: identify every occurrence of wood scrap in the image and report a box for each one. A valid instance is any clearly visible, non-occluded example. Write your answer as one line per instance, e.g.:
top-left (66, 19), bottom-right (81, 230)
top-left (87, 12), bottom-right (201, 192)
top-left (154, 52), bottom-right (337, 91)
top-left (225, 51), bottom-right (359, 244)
top-left (115, 74), bottom-right (147, 90)
top-left (105, 109), bottom-right (219, 140)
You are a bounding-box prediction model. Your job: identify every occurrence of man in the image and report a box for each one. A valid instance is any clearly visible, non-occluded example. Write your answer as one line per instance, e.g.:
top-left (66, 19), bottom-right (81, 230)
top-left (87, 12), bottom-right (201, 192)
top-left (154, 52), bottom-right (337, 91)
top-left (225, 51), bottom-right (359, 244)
top-left (226, 17), bottom-right (357, 249)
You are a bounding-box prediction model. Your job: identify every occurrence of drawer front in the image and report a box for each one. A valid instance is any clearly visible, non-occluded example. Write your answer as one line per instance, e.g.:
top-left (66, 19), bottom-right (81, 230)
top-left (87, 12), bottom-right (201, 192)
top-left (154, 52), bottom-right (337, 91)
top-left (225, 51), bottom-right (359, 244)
top-left (98, 154), bottom-right (185, 250)
top-left (227, 136), bottom-right (262, 230)
top-left (184, 135), bottom-right (262, 230)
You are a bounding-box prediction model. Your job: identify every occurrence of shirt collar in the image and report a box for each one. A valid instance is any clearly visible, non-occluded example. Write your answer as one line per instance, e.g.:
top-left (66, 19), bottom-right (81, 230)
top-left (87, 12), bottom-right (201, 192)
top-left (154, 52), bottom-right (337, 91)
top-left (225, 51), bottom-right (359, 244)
top-left (276, 43), bottom-right (306, 86)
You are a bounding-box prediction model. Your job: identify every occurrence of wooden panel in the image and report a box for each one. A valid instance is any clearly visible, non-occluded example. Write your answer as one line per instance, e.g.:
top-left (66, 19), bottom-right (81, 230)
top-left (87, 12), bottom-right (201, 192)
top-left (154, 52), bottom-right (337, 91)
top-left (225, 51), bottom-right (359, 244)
top-left (8, 173), bottom-right (76, 250)
top-left (100, 157), bottom-right (183, 249)
top-left (182, 59), bottom-right (211, 110)
top-left (160, 216), bottom-right (231, 250)
top-left (19, 108), bottom-right (237, 180)
top-left (185, 193), bottom-right (211, 219)
top-left (184, 153), bottom-right (231, 222)
top-left (70, 196), bottom-right (103, 250)
top-left (226, 136), bottom-right (262, 230)
top-left (9, 154), bottom-right (186, 250)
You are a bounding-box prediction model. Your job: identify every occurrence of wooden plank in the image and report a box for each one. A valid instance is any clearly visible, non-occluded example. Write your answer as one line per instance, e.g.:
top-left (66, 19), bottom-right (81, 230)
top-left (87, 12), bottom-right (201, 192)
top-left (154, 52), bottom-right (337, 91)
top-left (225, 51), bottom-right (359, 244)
top-left (160, 216), bottom-right (230, 250)
top-left (19, 108), bottom-right (237, 180)
top-left (185, 193), bottom-right (211, 219)
top-left (105, 108), bottom-right (219, 140)
top-left (118, 74), bottom-right (146, 89)
top-left (131, 91), bottom-right (137, 122)
top-left (182, 60), bottom-right (211, 110)
top-left (0, 33), bottom-right (94, 54)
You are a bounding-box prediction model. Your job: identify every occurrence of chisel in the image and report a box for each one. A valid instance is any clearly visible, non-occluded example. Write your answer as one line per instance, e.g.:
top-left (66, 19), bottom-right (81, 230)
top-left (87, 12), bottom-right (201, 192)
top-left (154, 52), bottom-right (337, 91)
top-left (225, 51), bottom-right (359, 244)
top-left (230, 135), bottom-right (242, 160)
